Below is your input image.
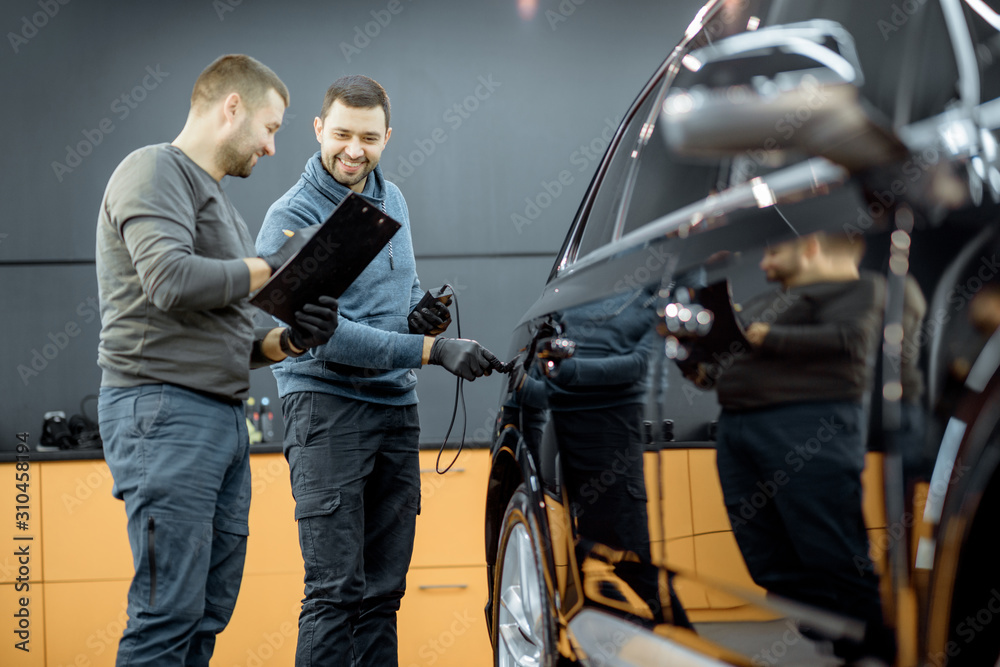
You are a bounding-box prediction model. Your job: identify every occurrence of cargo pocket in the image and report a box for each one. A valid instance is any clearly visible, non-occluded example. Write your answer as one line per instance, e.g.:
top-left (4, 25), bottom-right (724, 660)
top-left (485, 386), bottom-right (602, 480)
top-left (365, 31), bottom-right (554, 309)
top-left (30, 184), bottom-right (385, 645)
top-left (294, 488), bottom-right (341, 521)
top-left (293, 489), bottom-right (359, 576)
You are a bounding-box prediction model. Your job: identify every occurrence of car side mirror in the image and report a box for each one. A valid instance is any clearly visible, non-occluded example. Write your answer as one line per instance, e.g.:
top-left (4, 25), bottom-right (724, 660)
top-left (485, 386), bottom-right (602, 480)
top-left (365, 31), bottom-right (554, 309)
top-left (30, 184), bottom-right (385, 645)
top-left (662, 20), bottom-right (909, 172)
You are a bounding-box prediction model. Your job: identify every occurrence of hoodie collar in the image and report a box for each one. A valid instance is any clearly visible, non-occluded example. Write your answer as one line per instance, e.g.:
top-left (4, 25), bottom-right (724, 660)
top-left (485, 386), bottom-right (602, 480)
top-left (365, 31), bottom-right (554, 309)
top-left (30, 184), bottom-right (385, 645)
top-left (303, 150), bottom-right (386, 207)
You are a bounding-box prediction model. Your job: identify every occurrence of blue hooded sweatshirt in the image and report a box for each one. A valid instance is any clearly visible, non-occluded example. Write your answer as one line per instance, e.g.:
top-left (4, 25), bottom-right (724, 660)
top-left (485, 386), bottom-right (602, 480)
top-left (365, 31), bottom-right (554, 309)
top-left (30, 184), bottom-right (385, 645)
top-left (255, 152), bottom-right (425, 405)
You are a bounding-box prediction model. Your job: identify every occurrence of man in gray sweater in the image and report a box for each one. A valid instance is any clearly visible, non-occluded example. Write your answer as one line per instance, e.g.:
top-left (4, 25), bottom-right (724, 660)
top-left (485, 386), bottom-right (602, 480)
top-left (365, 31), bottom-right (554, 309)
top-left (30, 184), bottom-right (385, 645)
top-left (692, 232), bottom-right (893, 664)
top-left (96, 54), bottom-right (338, 666)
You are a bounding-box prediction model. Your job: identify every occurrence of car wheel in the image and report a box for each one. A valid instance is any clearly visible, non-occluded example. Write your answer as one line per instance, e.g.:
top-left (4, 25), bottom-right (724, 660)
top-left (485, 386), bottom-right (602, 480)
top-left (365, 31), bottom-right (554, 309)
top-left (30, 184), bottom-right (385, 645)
top-left (493, 484), bottom-right (560, 667)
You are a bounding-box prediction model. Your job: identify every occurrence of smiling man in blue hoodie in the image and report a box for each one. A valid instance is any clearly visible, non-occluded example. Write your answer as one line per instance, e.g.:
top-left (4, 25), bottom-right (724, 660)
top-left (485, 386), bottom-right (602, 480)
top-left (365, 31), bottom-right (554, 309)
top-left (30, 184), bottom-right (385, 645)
top-left (255, 75), bottom-right (498, 666)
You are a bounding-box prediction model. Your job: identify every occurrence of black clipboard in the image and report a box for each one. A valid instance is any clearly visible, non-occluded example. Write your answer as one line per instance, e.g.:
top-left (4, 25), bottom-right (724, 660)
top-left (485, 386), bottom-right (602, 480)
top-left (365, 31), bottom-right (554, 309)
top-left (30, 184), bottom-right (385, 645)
top-left (692, 279), bottom-right (751, 356)
top-left (250, 192), bottom-right (401, 326)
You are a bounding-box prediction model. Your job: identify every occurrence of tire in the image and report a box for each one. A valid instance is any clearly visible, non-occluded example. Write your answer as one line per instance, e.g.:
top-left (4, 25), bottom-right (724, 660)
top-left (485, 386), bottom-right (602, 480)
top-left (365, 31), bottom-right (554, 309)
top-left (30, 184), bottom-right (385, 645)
top-left (493, 484), bottom-right (560, 667)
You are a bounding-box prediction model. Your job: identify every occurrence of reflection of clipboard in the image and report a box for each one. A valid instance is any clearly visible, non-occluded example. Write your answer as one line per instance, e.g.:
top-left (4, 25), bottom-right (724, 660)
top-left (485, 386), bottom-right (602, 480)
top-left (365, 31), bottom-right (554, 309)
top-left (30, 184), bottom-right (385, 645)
top-left (692, 279), bottom-right (750, 356)
top-left (250, 192), bottom-right (401, 326)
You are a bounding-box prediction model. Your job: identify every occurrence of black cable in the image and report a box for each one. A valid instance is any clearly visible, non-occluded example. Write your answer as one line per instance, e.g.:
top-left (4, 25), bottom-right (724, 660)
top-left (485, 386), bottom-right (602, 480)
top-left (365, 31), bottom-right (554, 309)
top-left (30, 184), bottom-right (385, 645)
top-left (431, 285), bottom-right (515, 474)
top-left (435, 284), bottom-right (467, 474)
top-left (74, 393), bottom-right (103, 449)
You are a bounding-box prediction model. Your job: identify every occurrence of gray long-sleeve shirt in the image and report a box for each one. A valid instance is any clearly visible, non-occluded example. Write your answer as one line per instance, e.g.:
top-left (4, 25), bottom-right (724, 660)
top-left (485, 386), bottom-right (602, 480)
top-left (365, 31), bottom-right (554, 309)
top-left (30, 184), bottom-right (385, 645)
top-left (716, 273), bottom-right (886, 411)
top-left (96, 144), bottom-right (257, 401)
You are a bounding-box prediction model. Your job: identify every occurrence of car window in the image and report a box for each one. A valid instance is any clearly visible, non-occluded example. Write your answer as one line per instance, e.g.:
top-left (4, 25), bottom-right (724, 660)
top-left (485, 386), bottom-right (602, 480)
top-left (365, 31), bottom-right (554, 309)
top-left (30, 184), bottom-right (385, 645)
top-left (616, 110), bottom-right (725, 239)
top-left (574, 84), bottom-right (663, 261)
top-left (570, 1), bottom-right (770, 265)
top-left (576, 72), bottom-right (729, 259)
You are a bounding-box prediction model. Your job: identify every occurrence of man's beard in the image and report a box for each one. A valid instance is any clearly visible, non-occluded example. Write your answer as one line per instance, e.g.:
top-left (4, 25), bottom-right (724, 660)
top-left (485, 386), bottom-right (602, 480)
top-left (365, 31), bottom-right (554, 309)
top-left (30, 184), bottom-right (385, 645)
top-left (322, 152), bottom-right (376, 189)
top-left (217, 121), bottom-right (257, 178)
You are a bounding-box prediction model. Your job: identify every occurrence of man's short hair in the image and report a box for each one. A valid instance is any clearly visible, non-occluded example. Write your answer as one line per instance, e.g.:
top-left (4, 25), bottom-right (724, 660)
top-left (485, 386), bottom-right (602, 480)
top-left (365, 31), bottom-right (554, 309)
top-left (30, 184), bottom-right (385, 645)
top-left (816, 231), bottom-right (866, 263)
top-left (191, 54), bottom-right (289, 112)
top-left (319, 75), bottom-right (390, 129)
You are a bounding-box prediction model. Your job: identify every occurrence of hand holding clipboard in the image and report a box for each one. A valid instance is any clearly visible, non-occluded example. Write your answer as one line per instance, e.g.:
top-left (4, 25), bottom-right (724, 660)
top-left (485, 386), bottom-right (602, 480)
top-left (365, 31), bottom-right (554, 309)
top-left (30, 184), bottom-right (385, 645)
top-left (251, 192), bottom-right (401, 326)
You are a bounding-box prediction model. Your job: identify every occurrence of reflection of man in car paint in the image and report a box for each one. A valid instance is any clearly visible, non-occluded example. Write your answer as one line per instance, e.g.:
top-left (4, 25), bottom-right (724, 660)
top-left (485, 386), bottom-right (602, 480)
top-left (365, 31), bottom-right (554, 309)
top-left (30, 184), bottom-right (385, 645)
top-left (688, 232), bottom-right (895, 664)
top-left (509, 288), bottom-right (691, 627)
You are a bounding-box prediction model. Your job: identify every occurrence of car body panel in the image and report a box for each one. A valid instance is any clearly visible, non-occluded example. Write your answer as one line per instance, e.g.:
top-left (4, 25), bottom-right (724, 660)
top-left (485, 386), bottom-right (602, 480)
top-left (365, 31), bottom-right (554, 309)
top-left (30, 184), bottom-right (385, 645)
top-left (486, 0), bottom-right (1000, 664)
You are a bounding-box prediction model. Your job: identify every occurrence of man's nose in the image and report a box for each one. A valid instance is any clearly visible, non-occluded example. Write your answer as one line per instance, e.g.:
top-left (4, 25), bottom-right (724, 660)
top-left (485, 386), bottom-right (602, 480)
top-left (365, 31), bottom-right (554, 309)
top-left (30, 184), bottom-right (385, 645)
top-left (344, 138), bottom-right (364, 158)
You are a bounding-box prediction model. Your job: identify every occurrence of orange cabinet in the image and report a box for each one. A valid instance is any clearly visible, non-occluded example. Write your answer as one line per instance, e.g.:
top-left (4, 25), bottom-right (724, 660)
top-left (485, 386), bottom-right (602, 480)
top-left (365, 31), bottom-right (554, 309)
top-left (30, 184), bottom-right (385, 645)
top-left (412, 448), bottom-right (490, 568)
top-left (650, 447), bottom-right (890, 622)
top-left (400, 449), bottom-right (493, 665)
top-left (0, 582), bottom-right (45, 667)
top-left (213, 572), bottom-right (303, 666)
top-left (40, 460), bottom-right (130, 582)
top-left (243, 454), bottom-right (301, 577)
top-left (44, 580), bottom-right (130, 667)
top-left (1, 459), bottom-right (43, 585)
top-left (398, 566), bottom-right (492, 667)
top-left (0, 449), bottom-right (494, 666)
top-left (648, 447), bottom-right (769, 620)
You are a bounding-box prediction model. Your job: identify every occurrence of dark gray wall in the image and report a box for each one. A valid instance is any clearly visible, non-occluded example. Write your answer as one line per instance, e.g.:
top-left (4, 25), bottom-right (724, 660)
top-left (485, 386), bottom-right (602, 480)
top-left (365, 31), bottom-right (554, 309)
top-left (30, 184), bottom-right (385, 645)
top-left (1, 0), bottom-right (705, 447)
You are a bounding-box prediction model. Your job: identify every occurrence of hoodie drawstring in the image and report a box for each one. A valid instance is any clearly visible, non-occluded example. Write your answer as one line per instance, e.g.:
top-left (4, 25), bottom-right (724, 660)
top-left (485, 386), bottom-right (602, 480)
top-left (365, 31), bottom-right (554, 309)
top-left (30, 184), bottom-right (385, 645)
top-left (381, 200), bottom-right (394, 270)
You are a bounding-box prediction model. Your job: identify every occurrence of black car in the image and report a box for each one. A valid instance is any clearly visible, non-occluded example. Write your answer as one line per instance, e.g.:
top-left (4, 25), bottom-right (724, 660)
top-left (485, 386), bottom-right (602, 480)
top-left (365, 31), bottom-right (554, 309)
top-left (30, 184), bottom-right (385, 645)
top-left (484, 0), bottom-right (1000, 665)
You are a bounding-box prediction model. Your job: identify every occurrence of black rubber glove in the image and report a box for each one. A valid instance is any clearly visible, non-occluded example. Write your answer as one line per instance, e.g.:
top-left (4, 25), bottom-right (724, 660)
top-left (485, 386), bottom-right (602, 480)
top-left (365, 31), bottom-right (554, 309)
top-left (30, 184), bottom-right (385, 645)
top-left (281, 295), bottom-right (339, 356)
top-left (408, 301), bottom-right (451, 334)
top-left (428, 337), bottom-right (499, 381)
top-left (260, 226), bottom-right (319, 273)
top-left (507, 362), bottom-right (527, 396)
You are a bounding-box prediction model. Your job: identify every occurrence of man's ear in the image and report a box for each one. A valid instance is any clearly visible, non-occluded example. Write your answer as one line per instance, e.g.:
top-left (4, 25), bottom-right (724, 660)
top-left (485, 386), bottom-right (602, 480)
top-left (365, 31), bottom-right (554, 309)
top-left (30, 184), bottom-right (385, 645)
top-left (313, 116), bottom-right (323, 143)
top-left (801, 234), bottom-right (821, 259)
top-left (222, 92), bottom-right (242, 126)
top-left (383, 126), bottom-right (392, 147)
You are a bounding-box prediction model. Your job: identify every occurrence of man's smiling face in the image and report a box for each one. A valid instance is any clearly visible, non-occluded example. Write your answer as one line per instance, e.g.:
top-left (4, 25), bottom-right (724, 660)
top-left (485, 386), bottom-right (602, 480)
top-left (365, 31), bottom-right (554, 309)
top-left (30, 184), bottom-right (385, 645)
top-left (314, 99), bottom-right (391, 193)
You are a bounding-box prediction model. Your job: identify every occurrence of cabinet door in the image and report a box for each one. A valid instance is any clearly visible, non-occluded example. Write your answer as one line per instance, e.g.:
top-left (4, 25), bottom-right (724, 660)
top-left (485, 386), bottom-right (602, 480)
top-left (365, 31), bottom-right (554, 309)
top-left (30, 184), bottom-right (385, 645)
top-left (398, 565), bottom-right (492, 667)
top-left (45, 580), bottom-right (130, 667)
top-left (412, 449), bottom-right (490, 568)
top-left (2, 461), bottom-right (42, 584)
top-left (212, 572), bottom-right (303, 666)
top-left (40, 460), bottom-right (131, 582)
top-left (244, 452), bottom-right (302, 576)
top-left (1, 582), bottom-right (44, 667)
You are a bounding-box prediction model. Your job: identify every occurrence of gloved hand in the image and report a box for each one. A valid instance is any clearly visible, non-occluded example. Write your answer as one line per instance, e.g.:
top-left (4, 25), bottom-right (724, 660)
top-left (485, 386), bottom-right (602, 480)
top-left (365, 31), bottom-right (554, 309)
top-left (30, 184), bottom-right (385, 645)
top-left (408, 301), bottom-right (451, 334)
top-left (282, 295), bottom-right (339, 356)
top-left (507, 361), bottom-right (527, 396)
top-left (260, 226), bottom-right (319, 273)
top-left (428, 337), bottom-right (499, 381)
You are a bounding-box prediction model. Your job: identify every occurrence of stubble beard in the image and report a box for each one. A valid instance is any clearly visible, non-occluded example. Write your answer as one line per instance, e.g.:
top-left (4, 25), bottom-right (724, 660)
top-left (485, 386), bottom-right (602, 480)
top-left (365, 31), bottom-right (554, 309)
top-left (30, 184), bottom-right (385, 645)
top-left (218, 121), bottom-right (257, 179)
top-left (322, 152), bottom-right (376, 189)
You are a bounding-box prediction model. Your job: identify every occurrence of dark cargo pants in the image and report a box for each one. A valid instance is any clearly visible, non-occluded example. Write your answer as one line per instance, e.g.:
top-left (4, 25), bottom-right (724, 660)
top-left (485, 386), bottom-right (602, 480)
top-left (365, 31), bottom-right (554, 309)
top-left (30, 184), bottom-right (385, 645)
top-left (282, 391), bottom-right (420, 667)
